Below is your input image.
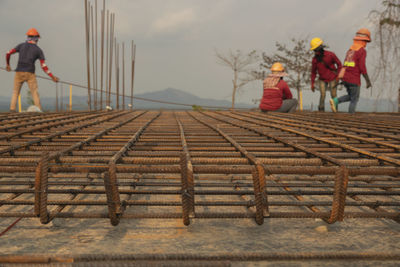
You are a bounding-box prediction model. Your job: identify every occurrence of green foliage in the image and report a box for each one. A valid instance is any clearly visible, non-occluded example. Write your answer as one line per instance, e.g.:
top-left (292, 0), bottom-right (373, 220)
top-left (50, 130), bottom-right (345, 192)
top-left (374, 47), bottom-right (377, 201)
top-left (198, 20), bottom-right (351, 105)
top-left (192, 105), bottom-right (203, 111)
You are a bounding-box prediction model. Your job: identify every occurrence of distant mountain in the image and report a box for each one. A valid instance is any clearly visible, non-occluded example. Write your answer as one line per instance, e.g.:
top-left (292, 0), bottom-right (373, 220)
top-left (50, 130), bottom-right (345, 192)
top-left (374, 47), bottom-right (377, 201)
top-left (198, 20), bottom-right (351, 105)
top-left (131, 88), bottom-right (252, 109)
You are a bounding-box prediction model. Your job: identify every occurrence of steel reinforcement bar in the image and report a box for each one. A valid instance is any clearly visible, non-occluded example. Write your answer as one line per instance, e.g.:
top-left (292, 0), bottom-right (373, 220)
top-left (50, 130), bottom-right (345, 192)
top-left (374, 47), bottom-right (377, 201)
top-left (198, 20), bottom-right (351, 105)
top-left (0, 110), bottom-right (398, 226)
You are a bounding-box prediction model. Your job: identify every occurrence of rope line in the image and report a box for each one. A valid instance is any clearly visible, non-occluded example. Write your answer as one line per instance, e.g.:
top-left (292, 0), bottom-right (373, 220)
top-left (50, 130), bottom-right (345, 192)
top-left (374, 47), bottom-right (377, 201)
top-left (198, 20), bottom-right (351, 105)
top-left (0, 67), bottom-right (248, 110)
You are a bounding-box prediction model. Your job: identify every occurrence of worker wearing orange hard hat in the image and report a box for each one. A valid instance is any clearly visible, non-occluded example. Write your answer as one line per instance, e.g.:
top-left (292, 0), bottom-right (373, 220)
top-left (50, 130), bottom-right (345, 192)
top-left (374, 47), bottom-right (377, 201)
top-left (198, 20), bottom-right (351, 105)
top-left (330, 28), bottom-right (372, 113)
top-left (259, 62), bottom-right (298, 113)
top-left (6, 28), bottom-right (59, 112)
top-left (310, 37), bottom-right (342, 111)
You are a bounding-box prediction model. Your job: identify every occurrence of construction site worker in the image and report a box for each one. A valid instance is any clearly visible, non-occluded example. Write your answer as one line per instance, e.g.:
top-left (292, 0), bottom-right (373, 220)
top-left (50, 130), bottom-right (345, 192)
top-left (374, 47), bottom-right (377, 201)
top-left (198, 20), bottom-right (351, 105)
top-left (259, 62), bottom-right (298, 113)
top-left (310, 37), bottom-right (342, 111)
top-left (330, 28), bottom-right (372, 113)
top-left (6, 28), bottom-right (59, 112)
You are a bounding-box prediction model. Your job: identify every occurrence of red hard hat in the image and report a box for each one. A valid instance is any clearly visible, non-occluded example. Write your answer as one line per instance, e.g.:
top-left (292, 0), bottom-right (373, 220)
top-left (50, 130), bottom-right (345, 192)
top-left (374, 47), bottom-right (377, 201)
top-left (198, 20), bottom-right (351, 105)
top-left (26, 28), bottom-right (40, 37)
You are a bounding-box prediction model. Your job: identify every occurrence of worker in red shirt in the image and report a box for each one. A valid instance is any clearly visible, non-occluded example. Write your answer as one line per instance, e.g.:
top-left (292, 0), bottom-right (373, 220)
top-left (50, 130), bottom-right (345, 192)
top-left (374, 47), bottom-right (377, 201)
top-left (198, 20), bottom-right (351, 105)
top-left (330, 28), bottom-right (372, 113)
top-left (310, 37), bottom-right (342, 111)
top-left (6, 28), bottom-right (59, 112)
top-left (259, 62), bottom-right (297, 113)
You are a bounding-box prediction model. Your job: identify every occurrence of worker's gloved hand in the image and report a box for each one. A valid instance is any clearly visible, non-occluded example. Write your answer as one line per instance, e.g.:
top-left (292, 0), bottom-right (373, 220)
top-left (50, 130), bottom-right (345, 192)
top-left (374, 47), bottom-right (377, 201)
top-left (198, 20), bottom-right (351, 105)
top-left (311, 84), bottom-right (315, 92)
top-left (362, 73), bottom-right (372, 89)
top-left (6, 65), bottom-right (11, 72)
top-left (52, 76), bottom-right (59, 83)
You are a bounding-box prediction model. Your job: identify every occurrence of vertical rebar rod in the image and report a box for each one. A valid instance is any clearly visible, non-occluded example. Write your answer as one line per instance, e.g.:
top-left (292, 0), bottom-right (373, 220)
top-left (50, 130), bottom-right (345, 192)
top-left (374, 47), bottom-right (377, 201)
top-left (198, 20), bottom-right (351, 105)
top-left (130, 41), bottom-right (136, 110)
top-left (55, 83), bottom-right (59, 112)
top-left (60, 83), bottom-right (63, 111)
top-left (100, 0), bottom-right (105, 110)
top-left (69, 85), bottom-right (72, 112)
top-left (122, 42), bottom-right (125, 110)
top-left (105, 10), bottom-right (109, 107)
top-left (91, 4), bottom-right (96, 110)
top-left (111, 13), bottom-right (115, 108)
top-left (95, 0), bottom-right (98, 110)
top-left (108, 13), bottom-right (115, 108)
top-left (115, 41), bottom-right (119, 110)
top-left (84, 0), bottom-right (92, 111)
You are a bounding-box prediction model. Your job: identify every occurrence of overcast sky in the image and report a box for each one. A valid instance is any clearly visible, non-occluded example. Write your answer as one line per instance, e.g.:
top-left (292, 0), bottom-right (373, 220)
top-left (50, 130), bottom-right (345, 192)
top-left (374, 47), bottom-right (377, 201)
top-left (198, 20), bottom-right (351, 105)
top-left (0, 0), bottom-right (381, 108)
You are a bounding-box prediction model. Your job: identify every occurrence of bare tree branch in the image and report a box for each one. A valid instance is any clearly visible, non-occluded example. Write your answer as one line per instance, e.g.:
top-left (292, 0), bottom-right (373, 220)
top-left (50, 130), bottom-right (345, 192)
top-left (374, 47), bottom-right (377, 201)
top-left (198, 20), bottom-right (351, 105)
top-left (215, 49), bottom-right (259, 109)
top-left (369, 0), bottom-right (400, 112)
top-left (255, 37), bottom-right (313, 99)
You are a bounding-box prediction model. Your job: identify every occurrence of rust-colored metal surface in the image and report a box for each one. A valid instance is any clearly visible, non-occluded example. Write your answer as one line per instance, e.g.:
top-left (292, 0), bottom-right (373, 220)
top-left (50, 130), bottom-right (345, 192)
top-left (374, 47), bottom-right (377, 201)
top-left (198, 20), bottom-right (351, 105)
top-left (0, 110), bottom-right (399, 227)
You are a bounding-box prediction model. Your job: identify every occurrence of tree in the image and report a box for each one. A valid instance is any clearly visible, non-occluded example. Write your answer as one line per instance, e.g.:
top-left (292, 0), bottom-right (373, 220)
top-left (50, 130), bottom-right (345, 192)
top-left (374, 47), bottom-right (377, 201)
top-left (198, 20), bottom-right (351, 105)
top-left (256, 37), bottom-right (313, 101)
top-left (215, 49), bottom-right (259, 109)
top-left (369, 0), bottom-right (400, 112)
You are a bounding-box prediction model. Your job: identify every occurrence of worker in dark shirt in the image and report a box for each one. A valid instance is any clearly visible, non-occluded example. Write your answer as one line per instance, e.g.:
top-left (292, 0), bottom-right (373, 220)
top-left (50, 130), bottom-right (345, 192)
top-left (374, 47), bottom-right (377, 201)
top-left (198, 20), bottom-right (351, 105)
top-left (330, 28), bottom-right (372, 113)
top-left (6, 28), bottom-right (59, 112)
top-left (310, 37), bottom-right (342, 111)
top-left (259, 62), bottom-right (297, 113)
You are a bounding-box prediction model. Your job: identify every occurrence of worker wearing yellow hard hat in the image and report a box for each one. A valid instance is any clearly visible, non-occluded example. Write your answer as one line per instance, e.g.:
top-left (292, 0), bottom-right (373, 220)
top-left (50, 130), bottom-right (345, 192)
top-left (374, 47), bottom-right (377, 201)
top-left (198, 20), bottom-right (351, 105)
top-left (330, 28), bottom-right (372, 113)
top-left (310, 37), bottom-right (342, 112)
top-left (259, 62), bottom-right (298, 113)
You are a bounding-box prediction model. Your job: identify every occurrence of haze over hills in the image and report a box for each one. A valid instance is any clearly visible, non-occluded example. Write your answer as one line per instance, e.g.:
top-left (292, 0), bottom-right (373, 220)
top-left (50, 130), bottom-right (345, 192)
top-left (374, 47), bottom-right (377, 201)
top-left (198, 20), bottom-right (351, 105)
top-left (131, 88), bottom-right (252, 109)
top-left (0, 88), bottom-right (252, 111)
top-left (0, 87), bottom-right (396, 112)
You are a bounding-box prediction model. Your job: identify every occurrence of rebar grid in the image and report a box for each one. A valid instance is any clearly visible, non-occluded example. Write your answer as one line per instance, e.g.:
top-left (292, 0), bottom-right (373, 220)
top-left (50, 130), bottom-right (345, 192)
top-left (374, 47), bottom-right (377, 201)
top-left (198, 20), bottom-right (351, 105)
top-left (0, 110), bottom-right (399, 226)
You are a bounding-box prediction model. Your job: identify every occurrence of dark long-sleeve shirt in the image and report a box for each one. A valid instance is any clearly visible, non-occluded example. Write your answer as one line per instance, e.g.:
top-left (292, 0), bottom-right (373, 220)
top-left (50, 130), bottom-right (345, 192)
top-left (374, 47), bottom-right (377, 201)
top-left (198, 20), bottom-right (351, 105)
top-left (6, 42), bottom-right (54, 78)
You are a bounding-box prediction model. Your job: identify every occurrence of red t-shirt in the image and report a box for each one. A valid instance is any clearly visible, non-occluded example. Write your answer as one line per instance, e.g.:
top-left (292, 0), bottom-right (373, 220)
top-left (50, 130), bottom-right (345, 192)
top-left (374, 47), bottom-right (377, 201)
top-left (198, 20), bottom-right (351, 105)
top-left (342, 47), bottom-right (367, 86)
top-left (259, 79), bottom-right (293, 111)
top-left (311, 50), bottom-right (342, 86)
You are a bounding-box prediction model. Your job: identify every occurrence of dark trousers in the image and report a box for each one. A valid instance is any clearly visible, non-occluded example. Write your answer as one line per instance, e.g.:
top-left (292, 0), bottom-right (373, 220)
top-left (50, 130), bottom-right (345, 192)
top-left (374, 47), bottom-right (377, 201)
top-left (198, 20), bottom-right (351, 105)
top-left (338, 82), bottom-right (360, 113)
top-left (261, 99), bottom-right (298, 113)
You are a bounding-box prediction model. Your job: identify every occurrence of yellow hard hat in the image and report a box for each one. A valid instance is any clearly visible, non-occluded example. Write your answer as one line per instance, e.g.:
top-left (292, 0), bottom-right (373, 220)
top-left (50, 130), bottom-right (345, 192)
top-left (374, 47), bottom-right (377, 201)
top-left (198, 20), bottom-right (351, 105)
top-left (270, 62), bottom-right (285, 72)
top-left (310, 37), bottom-right (323, 50)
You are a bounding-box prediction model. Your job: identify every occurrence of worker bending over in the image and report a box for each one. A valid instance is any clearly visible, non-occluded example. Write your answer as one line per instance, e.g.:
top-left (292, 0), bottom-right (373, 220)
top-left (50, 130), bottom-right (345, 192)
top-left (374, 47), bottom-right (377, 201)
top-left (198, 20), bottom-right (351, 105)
top-left (330, 28), bottom-right (372, 113)
top-left (310, 37), bottom-right (342, 111)
top-left (259, 62), bottom-right (297, 113)
top-left (6, 28), bottom-right (59, 112)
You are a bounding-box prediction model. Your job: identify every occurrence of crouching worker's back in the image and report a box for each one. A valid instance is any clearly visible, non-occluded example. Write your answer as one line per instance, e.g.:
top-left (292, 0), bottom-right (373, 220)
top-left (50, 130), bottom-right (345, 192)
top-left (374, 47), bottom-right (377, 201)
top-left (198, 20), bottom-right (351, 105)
top-left (259, 62), bottom-right (297, 113)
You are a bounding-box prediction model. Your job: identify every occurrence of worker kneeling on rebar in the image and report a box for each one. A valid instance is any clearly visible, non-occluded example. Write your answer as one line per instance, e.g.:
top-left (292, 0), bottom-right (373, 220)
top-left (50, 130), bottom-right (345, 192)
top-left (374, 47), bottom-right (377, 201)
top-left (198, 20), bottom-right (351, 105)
top-left (6, 28), bottom-right (59, 112)
top-left (259, 62), bottom-right (297, 113)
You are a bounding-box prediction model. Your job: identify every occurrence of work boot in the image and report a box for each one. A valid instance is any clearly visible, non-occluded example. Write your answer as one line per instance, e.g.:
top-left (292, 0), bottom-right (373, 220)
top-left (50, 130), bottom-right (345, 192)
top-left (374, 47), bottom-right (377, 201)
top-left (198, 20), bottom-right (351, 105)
top-left (330, 97), bottom-right (338, 112)
top-left (318, 106), bottom-right (325, 112)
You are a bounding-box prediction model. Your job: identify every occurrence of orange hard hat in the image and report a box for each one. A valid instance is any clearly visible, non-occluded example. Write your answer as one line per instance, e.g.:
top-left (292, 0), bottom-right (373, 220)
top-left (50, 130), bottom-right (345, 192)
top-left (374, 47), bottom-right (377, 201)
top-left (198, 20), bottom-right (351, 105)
top-left (26, 28), bottom-right (40, 37)
top-left (353, 28), bottom-right (371, 42)
top-left (270, 62), bottom-right (285, 72)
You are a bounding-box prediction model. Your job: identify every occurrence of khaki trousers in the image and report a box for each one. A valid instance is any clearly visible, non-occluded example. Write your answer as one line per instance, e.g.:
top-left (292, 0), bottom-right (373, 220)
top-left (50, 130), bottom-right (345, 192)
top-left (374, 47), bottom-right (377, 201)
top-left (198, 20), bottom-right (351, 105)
top-left (10, 72), bottom-right (42, 111)
top-left (318, 80), bottom-right (337, 111)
